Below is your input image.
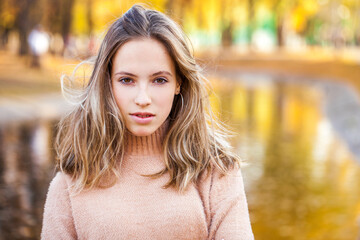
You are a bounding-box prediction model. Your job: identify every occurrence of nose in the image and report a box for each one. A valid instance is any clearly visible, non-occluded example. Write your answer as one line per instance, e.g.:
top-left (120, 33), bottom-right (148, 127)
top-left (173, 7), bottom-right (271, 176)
top-left (134, 87), bottom-right (151, 107)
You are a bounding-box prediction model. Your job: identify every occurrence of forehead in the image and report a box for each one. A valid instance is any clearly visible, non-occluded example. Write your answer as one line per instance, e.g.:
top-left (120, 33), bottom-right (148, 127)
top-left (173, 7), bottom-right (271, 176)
top-left (111, 38), bottom-right (175, 74)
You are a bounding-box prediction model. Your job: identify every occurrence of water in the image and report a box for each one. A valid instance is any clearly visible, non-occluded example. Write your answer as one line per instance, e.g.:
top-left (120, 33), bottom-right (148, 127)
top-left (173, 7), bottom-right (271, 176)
top-left (1, 74), bottom-right (360, 239)
top-left (0, 94), bottom-right (69, 239)
top-left (0, 121), bottom-right (57, 239)
top-left (210, 73), bottom-right (360, 240)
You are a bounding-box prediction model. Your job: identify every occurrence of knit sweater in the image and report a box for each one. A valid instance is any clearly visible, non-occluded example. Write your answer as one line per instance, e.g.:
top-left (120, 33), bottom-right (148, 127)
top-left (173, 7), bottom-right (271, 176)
top-left (41, 123), bottom-right (254, 240)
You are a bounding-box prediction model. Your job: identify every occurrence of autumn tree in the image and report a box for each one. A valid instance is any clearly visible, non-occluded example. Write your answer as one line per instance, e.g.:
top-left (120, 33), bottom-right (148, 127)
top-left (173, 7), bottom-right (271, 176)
top-left (14, 0), bottom-right (40, 55)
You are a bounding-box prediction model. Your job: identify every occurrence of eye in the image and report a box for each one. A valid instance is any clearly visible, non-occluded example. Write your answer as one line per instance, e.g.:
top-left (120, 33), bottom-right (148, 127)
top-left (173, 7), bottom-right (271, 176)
top-left (119, 77), bottom-right (133, 84)
top-left (153, 77), bottom-right (168, 84)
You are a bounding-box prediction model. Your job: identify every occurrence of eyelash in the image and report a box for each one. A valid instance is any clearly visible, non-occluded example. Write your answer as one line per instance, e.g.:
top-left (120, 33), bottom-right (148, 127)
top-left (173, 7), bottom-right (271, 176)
top-left (153, 77), bottom-right (168, 84)
top-left (119, 77), bottom-right (133, 84)
top-left (118, 77), bottom-right (168, 85)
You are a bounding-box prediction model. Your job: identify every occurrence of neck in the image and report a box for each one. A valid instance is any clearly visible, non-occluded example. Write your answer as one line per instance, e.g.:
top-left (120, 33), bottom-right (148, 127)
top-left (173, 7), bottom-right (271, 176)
top-left (124, 120), bottom-right (169, 157)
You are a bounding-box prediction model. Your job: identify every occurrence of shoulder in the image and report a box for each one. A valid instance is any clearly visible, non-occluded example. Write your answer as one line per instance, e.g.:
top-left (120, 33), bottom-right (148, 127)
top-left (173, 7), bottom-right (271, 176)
top-left (195, 165), bottom-right (245, 224)
top-left (42, 172), bottom-right (78, 239)
top-left (213, 165), bottom-right (243, 191)
top-left (49, 172), bottom-right (72, 187)
top-left (43, 172), bottom-right (75, 216)
top-left (196, 165), bottom-right (244, 200)
top-left (46, 172), bottom-right (73, 198)
top-left (198, 165), bottom-right (242, 188)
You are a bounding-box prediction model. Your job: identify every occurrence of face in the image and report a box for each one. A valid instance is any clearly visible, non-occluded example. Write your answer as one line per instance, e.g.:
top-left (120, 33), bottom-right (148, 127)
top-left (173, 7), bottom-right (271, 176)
top-left (111, 38), bottom-right (180, 136)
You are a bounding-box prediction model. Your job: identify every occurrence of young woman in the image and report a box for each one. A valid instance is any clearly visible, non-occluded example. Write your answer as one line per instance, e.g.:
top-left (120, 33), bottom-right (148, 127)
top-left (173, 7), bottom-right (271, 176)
top-left (41, 5), bottom-right (254, 240)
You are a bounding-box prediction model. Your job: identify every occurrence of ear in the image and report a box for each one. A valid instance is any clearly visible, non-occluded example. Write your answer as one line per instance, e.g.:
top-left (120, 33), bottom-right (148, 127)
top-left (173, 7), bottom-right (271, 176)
top-left (175, 82), bottom-right (181, 95)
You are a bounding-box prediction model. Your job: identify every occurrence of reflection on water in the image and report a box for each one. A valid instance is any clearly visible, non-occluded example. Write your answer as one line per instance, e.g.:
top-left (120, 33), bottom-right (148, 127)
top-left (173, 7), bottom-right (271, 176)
top-left (211, 74), bottom-right (360, 240)
top-left (0, 94), bottom-right (68, 239)
top-left (0, 121), bottom-right (57, 239)
top-left (1, 74), bottom-right (360, 239)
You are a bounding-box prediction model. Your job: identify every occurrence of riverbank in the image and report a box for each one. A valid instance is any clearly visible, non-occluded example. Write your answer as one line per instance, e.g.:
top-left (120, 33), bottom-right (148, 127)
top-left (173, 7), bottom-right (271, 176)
top-left (1, 48), bottom-right (360, 96)
top-left (199, 47), bottom-right (360, 93)
top-left (0, 51), bottom-right (78, 96)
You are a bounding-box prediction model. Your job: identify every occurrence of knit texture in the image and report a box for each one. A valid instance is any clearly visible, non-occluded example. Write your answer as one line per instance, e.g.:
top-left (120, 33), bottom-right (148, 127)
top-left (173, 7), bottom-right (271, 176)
top-left (41, 123), bottom-right (254, 239)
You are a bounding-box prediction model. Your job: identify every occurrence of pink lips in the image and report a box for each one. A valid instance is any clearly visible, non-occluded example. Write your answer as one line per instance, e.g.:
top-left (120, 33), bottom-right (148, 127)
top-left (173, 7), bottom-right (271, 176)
top-left (130, 112), bottom-right (155, 124)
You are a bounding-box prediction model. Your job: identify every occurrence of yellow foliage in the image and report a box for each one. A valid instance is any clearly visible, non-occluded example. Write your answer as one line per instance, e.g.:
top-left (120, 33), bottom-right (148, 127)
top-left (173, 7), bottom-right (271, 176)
top-left (72, 0), bottom-right (167, 35)
top-left (303, 0), bottom-right (318, 15)
top-left (72, 0), bottom-right (88, 34)
top-left (290, 0), bottom-right (318, 33)
top-left (290, 7), bottom-right (307, 32)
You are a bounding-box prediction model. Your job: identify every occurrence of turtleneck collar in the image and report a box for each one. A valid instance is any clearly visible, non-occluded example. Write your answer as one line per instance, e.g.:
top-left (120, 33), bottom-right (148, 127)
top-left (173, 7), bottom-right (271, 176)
top-left (123, 120), bottom-right (169, 157)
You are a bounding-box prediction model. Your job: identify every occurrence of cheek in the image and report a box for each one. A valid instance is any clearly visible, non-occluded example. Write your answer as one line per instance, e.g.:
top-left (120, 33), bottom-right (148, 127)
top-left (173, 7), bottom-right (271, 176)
top-left (112, 86), bottom-right (129, 113)
top-left (156, 91), bottom-right (176, 112)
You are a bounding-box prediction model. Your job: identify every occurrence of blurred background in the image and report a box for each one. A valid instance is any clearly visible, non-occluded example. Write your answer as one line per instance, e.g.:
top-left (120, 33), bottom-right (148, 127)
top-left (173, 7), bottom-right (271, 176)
top-left (1, 0), bottom-right (360, 239)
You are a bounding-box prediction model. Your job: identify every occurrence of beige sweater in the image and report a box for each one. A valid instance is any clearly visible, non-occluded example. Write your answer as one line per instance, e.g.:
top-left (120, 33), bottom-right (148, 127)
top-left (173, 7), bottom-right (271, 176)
top-left (41, 124), bottom-right (254, 240)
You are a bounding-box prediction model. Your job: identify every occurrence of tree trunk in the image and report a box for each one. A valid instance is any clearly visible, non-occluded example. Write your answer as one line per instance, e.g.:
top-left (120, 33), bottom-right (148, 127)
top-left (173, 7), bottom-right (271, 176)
top-left (61, 0), bottom-right (75, 48)
top-left (276, 16), bottom-right (284, 47)
top-left (247, 0), bottom-right (255, 45)
top-left (87, 0), bottom-right (93, 36)
top-left (15, 0), bottom-right (37, 55)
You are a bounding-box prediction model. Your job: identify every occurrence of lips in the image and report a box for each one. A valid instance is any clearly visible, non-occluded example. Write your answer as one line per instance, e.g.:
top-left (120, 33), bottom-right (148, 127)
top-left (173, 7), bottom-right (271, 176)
top-left (130, 112), bottom-right (155, 118)
top-left (130, 112), bottom-right (155, 124)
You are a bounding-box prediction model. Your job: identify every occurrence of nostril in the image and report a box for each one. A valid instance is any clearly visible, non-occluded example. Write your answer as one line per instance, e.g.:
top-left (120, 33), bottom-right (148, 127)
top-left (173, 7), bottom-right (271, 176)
top-left (134, 93), bottom-right (151, 106)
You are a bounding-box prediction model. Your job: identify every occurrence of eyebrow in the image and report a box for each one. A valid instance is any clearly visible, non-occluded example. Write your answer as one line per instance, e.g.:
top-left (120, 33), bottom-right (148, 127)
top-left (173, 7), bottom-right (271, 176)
top-left (113, 71), bottom-right (137, 77)
top-left (113, 71), bottom-right (173, 77)
top-left (152, 71), bottom-right (173, 77)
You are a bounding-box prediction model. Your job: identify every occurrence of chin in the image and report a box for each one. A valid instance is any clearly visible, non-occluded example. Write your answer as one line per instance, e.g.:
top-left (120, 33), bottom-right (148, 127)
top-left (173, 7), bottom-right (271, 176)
top-left (130, 127), bottom-right (156, 137)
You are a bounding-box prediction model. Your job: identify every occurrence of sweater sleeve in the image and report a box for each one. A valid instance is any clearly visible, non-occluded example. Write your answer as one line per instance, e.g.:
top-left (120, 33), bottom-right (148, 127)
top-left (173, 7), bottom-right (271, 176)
top-left (207, 166), bottom-right (254, 240)
top-left (41, 172), bottom-right (77, 240)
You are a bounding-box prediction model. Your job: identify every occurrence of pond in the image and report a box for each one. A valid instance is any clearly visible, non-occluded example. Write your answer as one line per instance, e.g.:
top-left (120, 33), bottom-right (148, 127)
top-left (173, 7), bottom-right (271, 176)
top-left (210, 72), bottom-right (360, 240)
top-left (0, 73), bottom-right (360, 239)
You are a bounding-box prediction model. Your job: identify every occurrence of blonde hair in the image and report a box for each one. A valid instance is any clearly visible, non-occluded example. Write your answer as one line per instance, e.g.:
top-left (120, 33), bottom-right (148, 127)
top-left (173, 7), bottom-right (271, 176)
top-left (56, 4), bottom-right (240, 193)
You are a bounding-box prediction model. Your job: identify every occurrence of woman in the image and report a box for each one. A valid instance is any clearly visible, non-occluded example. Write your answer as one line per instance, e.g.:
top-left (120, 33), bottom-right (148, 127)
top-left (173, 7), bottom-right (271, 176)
top-left (41, 4), bottom-right (254, 240)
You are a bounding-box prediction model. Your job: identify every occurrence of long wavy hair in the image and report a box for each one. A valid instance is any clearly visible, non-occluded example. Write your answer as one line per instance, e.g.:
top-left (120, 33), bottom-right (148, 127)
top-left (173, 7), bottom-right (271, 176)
top-left (56, 4), bottom-right (240, 193)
